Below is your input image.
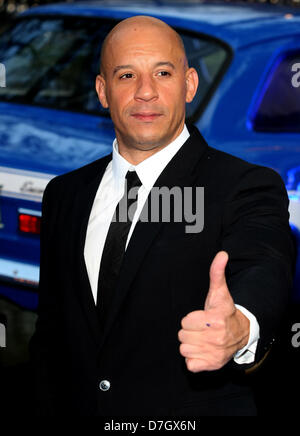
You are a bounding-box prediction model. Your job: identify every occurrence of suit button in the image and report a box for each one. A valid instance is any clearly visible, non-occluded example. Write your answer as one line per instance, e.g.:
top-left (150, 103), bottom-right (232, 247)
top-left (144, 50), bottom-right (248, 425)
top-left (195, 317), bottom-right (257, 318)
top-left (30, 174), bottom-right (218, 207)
top-left (99, 380), bottom-right (110, 391)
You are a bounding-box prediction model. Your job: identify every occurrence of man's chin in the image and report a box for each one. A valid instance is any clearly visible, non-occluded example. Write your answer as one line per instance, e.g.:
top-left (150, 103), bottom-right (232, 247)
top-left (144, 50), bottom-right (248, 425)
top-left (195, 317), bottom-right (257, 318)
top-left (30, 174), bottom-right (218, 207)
top-left (121, 132), bottom-right (165, 151)
top-left (134, 138), bottom-right (170, 151)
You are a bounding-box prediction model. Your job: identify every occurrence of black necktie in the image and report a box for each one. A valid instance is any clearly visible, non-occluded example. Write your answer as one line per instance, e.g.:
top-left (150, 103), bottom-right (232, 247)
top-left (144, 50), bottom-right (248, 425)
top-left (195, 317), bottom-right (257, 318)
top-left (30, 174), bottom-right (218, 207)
top-left (96, 170), bottom-right (142, 324)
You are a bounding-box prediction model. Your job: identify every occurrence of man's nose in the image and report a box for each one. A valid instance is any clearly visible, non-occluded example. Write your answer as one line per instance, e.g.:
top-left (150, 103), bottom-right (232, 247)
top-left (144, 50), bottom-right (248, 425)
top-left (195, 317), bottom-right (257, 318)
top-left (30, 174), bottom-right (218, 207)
top-left (134, 75), bottom-right (158, 101)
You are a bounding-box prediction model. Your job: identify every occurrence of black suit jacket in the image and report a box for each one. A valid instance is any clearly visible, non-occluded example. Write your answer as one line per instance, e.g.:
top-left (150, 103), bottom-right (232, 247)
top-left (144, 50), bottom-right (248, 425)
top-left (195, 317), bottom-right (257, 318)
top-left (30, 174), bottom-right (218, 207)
top-left (30, 125), bottom-right (295, 416)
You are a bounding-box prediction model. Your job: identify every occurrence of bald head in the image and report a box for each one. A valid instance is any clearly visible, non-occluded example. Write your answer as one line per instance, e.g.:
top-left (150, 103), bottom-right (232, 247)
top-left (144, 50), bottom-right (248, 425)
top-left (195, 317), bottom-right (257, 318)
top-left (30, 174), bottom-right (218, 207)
top-left (95, 14), bottom-right (198, 161)
top-left (100, 15), bottom-right (187, 76)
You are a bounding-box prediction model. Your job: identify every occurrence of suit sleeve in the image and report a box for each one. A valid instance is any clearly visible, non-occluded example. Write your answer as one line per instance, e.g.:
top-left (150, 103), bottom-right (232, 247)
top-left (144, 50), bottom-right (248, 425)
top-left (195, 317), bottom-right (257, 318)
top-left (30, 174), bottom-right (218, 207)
top-left (29, 177), bottom-right (61, 415)
top-left (221, 165), bottom-right (295, 369)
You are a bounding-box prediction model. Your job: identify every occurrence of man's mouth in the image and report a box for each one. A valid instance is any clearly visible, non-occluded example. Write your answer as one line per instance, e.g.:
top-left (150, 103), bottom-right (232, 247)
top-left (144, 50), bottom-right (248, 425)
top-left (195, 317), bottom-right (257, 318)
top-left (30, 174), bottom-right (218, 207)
top-left (131, 113), bottom-right (162, 122)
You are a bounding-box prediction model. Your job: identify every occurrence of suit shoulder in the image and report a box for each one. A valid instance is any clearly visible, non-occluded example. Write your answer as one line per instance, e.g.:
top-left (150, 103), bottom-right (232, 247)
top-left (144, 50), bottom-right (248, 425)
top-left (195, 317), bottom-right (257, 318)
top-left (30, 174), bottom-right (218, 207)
top-left (205, 145), bottom-right (285, 189)
top-left (45, 153), bottom-right (112, 195)
top-left (189, 125), bottom-right (284, 189)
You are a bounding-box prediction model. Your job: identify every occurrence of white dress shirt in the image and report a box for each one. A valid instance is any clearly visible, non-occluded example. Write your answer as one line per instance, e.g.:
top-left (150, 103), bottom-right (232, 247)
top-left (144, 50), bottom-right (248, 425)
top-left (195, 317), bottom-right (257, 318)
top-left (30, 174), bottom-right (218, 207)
top-left (84, 124), bottom-right (259, 364)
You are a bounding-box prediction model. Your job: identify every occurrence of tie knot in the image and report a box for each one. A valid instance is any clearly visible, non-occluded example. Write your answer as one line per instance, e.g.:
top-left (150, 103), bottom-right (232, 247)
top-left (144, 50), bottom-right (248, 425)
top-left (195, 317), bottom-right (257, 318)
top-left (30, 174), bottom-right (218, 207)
top-left (125, 170), bottom-right (142, 191)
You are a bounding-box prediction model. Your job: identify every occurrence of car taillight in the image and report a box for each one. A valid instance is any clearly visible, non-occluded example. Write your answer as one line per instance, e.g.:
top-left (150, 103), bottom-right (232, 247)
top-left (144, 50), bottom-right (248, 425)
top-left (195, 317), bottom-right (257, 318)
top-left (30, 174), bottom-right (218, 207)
top-left (18, 213), bottom-right (41, 235)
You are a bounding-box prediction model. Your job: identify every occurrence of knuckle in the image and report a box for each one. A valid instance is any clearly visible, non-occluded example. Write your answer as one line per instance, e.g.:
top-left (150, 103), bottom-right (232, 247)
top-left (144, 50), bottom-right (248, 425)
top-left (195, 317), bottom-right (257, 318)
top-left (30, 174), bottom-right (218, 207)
top-left (181, 317), bottom-right (187, 329)
top-left (177, 329), bottom-right (184, 342)
top-left (179, 343), bottom-right (187, 356)
top-left (209, 314), bottom-right (225, 331)
top-left (215, 334), bottom-right (226, 347)
top-left (216, 318), bottom-right (226, 330)
top-left (186, 359), bottom-right (198, 372)
top-left (186, 359), bottom-right (193, 370)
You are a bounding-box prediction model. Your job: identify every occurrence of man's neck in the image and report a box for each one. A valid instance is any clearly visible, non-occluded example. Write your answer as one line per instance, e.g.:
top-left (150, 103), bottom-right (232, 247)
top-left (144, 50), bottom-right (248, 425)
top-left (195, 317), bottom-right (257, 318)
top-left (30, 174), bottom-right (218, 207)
top-left (117, 143), bottom-right (168, 165)
top-left (116, 124), bottom-right (186, 165)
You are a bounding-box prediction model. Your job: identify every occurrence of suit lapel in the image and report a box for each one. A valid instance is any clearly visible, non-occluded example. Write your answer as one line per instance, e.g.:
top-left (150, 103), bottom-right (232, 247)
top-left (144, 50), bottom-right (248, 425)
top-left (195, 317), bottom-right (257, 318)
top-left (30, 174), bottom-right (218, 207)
top-left (97, 125), bottom-right (209, 352)
top-left (72, 154), bottom-right (112, 345)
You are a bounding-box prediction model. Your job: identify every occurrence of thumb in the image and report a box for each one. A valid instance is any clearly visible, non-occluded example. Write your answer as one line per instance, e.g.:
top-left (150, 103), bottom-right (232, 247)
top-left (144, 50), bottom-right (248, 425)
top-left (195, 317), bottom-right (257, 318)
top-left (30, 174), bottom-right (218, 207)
top-left (205, 251), bottom-right (232, 310)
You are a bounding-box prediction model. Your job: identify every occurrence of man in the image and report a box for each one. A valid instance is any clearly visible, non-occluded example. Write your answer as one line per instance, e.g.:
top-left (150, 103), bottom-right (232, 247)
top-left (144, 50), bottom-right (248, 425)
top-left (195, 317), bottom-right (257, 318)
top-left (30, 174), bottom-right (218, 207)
top-left (30, 16), bottom-right (295, 416)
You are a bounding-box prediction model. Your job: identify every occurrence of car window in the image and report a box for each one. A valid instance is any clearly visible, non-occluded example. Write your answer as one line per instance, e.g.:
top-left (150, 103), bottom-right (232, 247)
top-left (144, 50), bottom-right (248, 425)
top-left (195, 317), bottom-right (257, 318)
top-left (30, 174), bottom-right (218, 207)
top-left (0, 15), bottom-right (230, 119)
top-left (0, 16), bottom-right (115, 114)
top-left (181, 33), bottom-right (228, 119)
top-left (250, 50), bottom-right (300, 132)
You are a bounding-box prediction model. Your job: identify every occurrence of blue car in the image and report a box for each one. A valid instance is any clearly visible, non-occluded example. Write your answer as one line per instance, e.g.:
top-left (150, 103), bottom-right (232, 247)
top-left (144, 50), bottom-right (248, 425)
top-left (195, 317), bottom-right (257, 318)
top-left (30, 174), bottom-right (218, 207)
top-left (0, 1), bottom-right (300, 312)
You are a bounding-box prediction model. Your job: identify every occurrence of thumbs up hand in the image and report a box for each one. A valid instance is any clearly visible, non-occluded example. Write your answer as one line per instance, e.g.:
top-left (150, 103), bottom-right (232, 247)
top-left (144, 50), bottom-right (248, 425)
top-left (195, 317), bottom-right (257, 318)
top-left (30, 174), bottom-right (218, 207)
top-left (178, 251), bottom-right (250, 373)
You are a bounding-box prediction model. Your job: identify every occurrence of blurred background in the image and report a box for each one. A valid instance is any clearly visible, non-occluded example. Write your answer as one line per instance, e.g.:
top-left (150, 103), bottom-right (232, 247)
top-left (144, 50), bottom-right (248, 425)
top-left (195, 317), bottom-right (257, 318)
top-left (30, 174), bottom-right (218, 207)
top-left (0, 0), bottom-right (299, 417)
top-left (1, 0), bottom-right (300, 23)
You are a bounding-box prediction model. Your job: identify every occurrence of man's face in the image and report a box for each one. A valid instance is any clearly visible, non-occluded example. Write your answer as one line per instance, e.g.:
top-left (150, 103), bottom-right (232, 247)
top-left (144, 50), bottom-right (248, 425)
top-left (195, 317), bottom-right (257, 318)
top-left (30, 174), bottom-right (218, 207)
top-left (96, 23), bottom-right (198, 154)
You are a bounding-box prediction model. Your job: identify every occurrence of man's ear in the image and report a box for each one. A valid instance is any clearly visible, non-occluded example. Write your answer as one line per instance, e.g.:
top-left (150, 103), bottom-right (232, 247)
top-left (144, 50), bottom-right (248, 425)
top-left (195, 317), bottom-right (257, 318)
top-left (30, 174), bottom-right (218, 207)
top-left (95, 74), bottom-right (109, 109)
top-left (185, 67), bottom-right (199, 103)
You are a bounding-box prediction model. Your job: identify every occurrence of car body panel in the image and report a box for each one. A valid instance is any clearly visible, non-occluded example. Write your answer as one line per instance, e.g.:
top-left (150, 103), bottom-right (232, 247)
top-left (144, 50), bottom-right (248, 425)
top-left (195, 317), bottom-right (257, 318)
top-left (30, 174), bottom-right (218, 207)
top-left (0, 102), bottom-right (114, 175)
top-left (0, 2), bottom-right (299, 308)
top-left (21, 2), bottom-right (300, 49)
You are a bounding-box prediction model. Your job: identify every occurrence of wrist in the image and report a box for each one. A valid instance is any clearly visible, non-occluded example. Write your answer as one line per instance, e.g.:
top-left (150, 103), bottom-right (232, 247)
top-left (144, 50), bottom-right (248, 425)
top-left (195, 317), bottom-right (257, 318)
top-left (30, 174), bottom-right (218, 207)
top-left (235, 308), bottom-right (250, 350)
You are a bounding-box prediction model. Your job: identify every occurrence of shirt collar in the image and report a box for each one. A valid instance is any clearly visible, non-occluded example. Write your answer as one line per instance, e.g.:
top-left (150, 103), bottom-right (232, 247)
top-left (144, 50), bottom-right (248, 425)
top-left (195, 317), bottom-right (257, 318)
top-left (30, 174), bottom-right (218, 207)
top-left (112, 124), bottom-right (190, 191)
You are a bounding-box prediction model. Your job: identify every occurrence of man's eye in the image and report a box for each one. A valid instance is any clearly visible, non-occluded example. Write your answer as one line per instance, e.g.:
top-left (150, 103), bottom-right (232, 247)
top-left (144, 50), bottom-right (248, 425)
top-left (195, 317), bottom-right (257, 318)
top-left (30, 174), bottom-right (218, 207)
top-left (157, 71), bottom-right (170, 77)
top-left (120, 73), bottom-right (133, 79)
